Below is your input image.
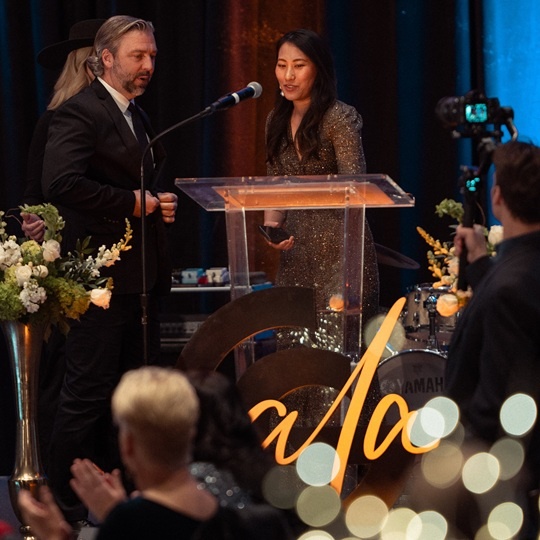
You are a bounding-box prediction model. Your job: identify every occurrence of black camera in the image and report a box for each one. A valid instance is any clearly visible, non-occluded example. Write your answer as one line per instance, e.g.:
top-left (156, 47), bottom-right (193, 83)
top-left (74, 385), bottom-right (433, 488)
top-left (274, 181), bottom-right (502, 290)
top-left (435, 90), bottom-right (516, 140)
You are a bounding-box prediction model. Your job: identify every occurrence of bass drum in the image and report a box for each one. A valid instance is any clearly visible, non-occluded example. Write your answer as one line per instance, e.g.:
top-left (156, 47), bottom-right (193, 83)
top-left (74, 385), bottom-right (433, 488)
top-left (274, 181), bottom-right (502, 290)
top-left (377, 349), bottom-right (446, 413)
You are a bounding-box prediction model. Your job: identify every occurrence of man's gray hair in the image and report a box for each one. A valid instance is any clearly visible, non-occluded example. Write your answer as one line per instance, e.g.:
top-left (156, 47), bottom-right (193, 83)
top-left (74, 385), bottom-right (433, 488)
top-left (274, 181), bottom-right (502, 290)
top-left (87, 15), bottom-right (155, 77)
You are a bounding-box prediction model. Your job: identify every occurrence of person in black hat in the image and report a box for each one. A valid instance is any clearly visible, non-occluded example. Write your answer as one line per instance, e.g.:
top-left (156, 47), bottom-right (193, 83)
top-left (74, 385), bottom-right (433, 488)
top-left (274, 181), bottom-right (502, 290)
top-left (21, 18), bottom-right (105, 240)
top-left (19, 19), bottom-right (104, 492)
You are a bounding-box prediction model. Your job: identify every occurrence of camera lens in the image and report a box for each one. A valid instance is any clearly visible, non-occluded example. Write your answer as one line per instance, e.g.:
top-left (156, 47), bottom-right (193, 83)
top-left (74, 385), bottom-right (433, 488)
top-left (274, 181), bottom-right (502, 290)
top-left (435, 96), bottom-right (463, 128)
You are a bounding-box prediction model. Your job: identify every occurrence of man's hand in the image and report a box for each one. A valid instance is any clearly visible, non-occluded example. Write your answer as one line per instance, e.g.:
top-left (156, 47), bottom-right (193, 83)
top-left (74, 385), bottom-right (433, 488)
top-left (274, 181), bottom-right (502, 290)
top-left (70, 458), bottom-right (127, 523)
top-left (157, 192), bottom-right (178, 223)
top-left (454, 224), bottom-right (489, 263)
top-left (18, 486), bottom-right (72, 540)
top-left (133, 189), bottom-right (160, 217)
top-left (21, 212), bottom-right (45, 242)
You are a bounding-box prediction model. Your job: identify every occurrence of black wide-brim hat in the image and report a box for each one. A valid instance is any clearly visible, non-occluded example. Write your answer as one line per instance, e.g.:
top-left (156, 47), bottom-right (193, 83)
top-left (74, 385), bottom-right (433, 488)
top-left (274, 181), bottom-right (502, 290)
top-left (37, 18), bottom-right (106, 70)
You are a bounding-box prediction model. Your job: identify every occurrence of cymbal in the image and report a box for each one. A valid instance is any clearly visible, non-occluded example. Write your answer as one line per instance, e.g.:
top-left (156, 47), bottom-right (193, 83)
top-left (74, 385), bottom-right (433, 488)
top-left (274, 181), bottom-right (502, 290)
top-left (374, 242), bottom-right (420, 270)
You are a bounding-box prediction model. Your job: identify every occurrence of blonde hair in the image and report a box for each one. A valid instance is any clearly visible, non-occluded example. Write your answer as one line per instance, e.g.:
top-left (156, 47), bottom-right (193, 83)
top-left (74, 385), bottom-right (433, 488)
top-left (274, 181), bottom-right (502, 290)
top-left (47, 46), bottom-right (95, 110)
top-left (112, 367), bottom-right (199, 468)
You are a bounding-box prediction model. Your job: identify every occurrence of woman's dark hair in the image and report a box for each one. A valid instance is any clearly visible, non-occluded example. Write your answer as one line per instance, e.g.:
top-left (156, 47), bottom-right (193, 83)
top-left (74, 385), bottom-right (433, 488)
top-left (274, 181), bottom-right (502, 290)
top-left (266, 28), bottom-right (337, 166)
top-left (186, 370), bottom-right (273, 499)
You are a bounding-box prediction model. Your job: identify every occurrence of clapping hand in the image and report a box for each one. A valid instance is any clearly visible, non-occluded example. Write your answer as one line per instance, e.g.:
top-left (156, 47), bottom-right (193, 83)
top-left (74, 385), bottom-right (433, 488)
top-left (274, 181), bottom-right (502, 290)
top-left (18, 486), bottom-right (72, 540)
top-left (70, 459), bottom-right (127, 523)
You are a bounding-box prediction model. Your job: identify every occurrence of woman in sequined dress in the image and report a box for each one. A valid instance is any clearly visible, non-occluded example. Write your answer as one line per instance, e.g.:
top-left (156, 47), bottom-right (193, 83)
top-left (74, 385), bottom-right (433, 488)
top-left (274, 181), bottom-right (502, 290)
top-left (264, 28), bottom-right (379, 353)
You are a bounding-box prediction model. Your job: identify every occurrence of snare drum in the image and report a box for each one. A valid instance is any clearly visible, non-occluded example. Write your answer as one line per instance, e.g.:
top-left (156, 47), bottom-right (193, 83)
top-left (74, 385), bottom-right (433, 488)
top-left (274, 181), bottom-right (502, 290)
top-left (401, 283), bottom-right (458, 351)
top-left (377, 349), bottom-right (446, 412)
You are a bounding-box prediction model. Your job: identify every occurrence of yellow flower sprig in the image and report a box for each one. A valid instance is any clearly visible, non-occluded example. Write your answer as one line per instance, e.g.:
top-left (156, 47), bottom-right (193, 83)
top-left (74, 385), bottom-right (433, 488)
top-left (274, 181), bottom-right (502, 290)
top-left (416, 226), bottom-right (457, 286)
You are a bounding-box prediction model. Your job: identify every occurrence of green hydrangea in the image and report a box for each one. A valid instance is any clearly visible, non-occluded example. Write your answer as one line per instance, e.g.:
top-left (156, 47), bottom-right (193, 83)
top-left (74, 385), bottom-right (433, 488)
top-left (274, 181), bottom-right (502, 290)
top-left (45, 276), bottom-right (90, 321)
top-left (0, 281), bottom-right (24, 320)
top-left (20, 240), bottom-right (44, 265)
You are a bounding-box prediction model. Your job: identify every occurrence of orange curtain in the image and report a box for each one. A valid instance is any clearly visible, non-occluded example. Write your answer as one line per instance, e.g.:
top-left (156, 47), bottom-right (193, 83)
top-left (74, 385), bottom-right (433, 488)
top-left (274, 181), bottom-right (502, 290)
top-left (213, 0), bottom-right (325, 275)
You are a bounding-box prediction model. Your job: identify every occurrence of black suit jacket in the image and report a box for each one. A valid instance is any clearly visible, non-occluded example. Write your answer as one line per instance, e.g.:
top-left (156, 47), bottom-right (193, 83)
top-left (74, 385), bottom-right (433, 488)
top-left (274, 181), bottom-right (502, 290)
top-left (42, 78), bottom-right (171, 295)
top-left (446, 230), bottom-right (540, 486)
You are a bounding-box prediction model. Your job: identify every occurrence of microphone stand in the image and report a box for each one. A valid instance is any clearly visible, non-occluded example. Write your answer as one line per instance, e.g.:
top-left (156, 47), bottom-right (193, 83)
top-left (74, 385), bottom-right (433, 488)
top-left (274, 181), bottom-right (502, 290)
top-left (139, 104), bottom-right (218, 364)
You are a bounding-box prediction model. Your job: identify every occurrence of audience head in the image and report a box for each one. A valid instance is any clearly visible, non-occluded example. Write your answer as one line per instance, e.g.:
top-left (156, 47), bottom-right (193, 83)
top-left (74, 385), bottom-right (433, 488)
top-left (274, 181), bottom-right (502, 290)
top-left (112, 367), bottom-right (199, 469)
top-left (492, 140), bottom-right (540, 223)
top-left (88, 15), bottom-right (155, 78)
top-left (186, 369), bottom-right (272, 497)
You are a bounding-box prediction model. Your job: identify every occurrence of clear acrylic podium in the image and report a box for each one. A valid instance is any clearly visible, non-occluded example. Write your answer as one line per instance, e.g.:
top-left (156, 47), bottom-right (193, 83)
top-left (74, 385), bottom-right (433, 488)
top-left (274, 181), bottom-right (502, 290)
top-left (175, 174), bottom-right (414, 374)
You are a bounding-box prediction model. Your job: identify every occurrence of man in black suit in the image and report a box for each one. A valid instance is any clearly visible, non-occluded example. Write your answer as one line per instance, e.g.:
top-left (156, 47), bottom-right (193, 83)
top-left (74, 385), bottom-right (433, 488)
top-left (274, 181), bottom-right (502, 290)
top-left (41, 15), bottom-right (177, 526)
top-left (445, 141), bottom-right (540, 538)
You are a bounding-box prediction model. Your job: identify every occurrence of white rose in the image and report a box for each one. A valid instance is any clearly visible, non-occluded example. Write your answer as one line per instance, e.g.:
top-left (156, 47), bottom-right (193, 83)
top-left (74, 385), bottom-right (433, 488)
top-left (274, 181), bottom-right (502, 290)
top-left (488, 225), bottom-right (504, 246)
top-left (436, 293), bottom-right (460, 317)
top-left (90, 288), bottom-right (112, 309)
top-left (32, 265), bottom-right (49, 279)
top-left (15, 265), bottom-right (33, 286)
top-left (42, 239), bottom-right (61, 262)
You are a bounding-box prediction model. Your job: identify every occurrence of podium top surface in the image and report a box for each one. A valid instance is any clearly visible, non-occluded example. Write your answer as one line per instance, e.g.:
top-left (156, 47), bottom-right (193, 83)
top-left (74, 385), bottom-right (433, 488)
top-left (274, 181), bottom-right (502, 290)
top-left (175, 174), bottom-right (414, 211)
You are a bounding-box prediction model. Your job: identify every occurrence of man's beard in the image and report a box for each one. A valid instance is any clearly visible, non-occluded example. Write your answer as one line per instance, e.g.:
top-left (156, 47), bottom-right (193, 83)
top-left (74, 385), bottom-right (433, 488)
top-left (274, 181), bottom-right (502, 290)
top-left (123, 72), bottom-right (151, 97)
top-left (113, 64), bottom-right (150, 97)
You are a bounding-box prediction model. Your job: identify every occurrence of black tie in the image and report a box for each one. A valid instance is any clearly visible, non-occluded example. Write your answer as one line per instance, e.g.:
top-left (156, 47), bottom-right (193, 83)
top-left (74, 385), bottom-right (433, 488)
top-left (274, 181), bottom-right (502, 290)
top-left (128, 102), bottom-right (154, 180)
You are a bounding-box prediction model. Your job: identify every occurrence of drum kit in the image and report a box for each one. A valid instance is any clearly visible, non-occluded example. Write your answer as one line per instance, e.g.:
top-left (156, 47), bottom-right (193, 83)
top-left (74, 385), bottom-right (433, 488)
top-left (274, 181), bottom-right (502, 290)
top-left (374, 282), bottom-right (458, 413)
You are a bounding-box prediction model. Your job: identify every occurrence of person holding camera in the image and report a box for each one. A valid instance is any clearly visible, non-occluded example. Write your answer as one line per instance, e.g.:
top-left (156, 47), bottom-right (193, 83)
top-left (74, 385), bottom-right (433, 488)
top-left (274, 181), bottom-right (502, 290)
top-left (444, 140), bottom-right (540, 538)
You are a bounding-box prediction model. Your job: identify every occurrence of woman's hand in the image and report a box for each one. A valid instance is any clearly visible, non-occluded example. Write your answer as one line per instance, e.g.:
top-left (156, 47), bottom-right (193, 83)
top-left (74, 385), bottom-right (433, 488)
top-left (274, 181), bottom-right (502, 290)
top-left (265, 236), bottom-right (295, 251)
top-left (18, 486), bottom-right (72, 540)
top-left (21, 212), bottom-right (45, 242)
top-left (70, 458), bottom-right (127, 523)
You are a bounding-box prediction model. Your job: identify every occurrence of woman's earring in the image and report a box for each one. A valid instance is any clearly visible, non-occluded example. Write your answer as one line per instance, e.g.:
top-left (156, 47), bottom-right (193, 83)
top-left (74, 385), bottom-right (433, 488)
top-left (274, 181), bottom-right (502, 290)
top-left (280, 89), bottom-right (284, 97)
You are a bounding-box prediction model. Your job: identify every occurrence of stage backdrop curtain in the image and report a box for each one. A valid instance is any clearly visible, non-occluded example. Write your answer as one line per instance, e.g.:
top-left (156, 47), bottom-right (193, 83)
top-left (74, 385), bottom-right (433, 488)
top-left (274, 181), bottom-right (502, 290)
top-left (482, 0), bottom-right (540, 224)
top-left (0, 0), bottom-right (329, 474)
top-left (0, 0), bottom-right (488, 473)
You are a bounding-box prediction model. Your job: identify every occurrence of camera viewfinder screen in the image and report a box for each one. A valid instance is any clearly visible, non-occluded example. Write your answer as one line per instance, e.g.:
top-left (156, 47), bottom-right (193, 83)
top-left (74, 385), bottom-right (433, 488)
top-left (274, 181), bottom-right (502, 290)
top-left (465, 103), bottom-right (488, 123)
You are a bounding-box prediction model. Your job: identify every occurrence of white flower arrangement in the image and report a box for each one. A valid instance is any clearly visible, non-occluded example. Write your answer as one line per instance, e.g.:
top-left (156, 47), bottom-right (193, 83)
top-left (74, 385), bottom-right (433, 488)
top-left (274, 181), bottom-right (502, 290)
top-left (0, 204), bottom-right (132, 332)
top-left (417, 198), bottom-right (503, 316)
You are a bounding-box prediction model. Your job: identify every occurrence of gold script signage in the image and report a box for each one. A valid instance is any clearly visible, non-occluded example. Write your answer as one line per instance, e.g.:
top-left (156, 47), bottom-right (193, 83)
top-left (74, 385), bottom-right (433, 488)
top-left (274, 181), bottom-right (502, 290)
top-left (248, 298), bottom-right (440, 494)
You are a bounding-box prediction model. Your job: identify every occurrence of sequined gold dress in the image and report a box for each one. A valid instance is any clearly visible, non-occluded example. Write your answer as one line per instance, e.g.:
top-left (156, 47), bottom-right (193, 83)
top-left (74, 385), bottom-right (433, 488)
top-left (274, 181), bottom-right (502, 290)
top-left (266, 101), bottom-right (379, 354)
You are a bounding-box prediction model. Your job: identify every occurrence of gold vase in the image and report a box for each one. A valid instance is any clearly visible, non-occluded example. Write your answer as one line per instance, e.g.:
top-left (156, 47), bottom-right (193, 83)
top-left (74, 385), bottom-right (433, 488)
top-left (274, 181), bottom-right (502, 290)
top-left (1, 320), bottom-right (48, 539)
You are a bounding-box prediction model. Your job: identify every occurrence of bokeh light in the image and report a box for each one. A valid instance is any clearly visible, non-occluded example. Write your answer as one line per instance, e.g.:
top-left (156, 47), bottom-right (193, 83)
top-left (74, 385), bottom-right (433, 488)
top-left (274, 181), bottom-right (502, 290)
top-left (500, 393), bottom-right (537, 437)
top-left (345, 495), bottom-right (388, 538)
top-left (462, 452), bottom-right (500, 494)
top-left (407, 408), bottom-right (442, 448)
top-left (363, 313), bottom-right (407, 359)
top-left (297, 531), bottom-right (335, 540)
top-left (296, 442), bottom-right (340, 486)
top-left (487, 502), bottom-right (523, 539)
top-left (296, 485), bottom-right (342, 528)
top-left (421, 440), bottom-right (463, 488)
top-left (416, 511), bottom-right (448, 539)
top-left (407, 396), bottom-right (460, 448)
top-left (490, 438), bottom-right (525, 481)
top-left (261, 464), bottom-right (304, 509)
top-left (423, 396), bottom-right (460, 437)
top-left (381, 507), bottom-right (420, 539)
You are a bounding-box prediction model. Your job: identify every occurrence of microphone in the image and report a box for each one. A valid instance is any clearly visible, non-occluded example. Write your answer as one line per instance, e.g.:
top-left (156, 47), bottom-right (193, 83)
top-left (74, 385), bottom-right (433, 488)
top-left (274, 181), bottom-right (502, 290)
top-left (137, 81), bottom-right (261, 362)
top-left (209, 82), bottom-right (263, 111)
